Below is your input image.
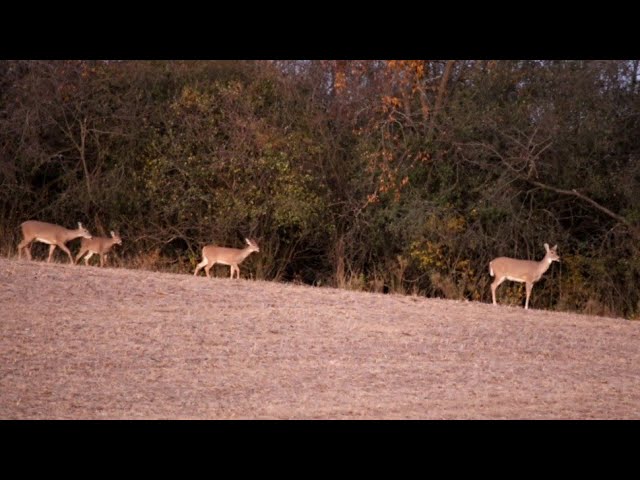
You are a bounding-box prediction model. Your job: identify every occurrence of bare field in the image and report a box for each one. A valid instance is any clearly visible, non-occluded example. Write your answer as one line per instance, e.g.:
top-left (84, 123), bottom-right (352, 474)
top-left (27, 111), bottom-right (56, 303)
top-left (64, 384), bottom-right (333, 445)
top-left (1, 256), bottom-right (639, 419)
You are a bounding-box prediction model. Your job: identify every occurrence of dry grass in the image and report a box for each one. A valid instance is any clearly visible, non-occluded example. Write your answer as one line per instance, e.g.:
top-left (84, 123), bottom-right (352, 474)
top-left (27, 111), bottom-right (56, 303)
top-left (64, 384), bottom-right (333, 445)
top-left (1, 256), bottom-right (639, 419)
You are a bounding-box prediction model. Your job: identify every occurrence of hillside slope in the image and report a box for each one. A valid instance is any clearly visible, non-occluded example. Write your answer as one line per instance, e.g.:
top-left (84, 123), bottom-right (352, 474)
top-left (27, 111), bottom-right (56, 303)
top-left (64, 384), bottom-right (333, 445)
top-left (1, 257), bottom-right (639, 419)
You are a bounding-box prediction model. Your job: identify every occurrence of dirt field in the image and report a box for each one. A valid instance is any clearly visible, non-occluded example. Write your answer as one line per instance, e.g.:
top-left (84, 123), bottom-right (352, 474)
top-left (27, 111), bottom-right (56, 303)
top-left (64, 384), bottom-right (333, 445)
top-left (1, 255), bottom-right (639, 419)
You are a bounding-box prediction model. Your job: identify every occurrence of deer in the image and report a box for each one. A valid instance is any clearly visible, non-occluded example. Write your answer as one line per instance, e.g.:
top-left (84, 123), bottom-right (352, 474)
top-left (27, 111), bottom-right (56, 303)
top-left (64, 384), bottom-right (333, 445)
top-left (17, 220), bottom-right (92, 264)
top-left (489, 243), bottom-right (560, 310)
top-left (75, 231), bottom-right (122, 267)
top-left (194, 238), bottom-right (260, 279)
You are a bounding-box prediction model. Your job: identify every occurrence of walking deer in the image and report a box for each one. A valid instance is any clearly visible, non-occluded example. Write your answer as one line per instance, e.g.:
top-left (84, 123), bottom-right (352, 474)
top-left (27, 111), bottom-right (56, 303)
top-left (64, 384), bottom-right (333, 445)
top-left (489, 243), bottom-right (560, 310)
top-left (194, 238), bottom-right (260, 279)
top-left (18, 220), bottom-right (92, 264)
top-left (75, 231), bottom-right (122, 267)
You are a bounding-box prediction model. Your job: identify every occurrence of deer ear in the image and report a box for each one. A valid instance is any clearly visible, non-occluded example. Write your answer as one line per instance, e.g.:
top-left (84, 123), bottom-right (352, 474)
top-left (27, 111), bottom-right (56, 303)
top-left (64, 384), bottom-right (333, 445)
top-left (110, 231), bottom-right (116, 237)
top-left (78, 222), bottom-right (83, 228)
top-left (552, 244), bottom-right (558, 251)
top-left (245, 238), bottom-right (251, 245)
top-left (544, 243), bottom-right (549, 251)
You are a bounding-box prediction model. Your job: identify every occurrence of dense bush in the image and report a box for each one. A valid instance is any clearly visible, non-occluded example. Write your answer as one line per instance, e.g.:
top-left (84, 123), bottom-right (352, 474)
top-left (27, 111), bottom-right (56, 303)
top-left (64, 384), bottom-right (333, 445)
top-left (2, 60), bottom-right (639, 317)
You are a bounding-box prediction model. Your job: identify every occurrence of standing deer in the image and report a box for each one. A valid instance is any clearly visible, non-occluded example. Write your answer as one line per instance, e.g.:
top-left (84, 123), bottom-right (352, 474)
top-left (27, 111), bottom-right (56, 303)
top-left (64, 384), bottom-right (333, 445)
top-left (75, 231), bottom-right (122, 267)
top-left (17, 220), bottom-right (92, 264)
top-left (194, 238), bottom-right (260, 279)
top-left (489, 243), bottom-right (560, 310)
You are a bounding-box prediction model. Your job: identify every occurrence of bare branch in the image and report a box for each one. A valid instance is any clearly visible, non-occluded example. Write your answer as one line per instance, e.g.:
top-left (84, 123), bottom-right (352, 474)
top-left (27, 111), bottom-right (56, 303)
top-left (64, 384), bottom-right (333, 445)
top-left (427, 60), bottom-right (455, 139)
top-left (527, 179), bottom-right (640, 238)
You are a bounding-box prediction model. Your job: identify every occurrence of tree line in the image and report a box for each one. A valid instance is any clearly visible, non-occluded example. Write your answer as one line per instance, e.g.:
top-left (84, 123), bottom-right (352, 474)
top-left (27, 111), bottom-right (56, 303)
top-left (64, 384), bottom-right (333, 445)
top-left (1, 60), bottom-right (639, 318)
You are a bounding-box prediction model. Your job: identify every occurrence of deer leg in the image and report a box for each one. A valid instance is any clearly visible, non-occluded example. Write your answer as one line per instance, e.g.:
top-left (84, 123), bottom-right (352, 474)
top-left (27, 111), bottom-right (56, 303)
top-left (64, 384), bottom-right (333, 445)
top-left (194, 257), bottom-right (208, 276)
top-left (58, 243), bottom-right (74, 264)
top-left (491, 277), bottom-right (506, 305)
top-left (18, 239), bottom-right (32, 260)
top-left (17, 241), bottom-right (25, 259)
top-left (47, 244), bottom-right (58, 263)
top-left (75, 248), bottom-right (87, 264)
top-left (525, 282), bottom-right (533, 310)
top-left (204, 263), bottom-right (213, 278)
top-left (100, 254), bottom-right (105, 268)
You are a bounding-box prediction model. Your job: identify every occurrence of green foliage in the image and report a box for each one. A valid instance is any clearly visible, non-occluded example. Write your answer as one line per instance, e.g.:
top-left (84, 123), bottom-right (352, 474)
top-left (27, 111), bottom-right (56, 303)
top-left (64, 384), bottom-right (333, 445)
top-left (1, 60), bottom-right (640, 318)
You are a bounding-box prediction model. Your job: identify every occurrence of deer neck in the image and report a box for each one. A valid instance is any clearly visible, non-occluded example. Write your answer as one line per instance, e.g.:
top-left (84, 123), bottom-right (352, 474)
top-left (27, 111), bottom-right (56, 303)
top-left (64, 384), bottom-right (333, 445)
top-left (67, 229), bottom-right (86, 242)
top-left (536, 254), bottom-right (554, 276)
top-left (239, 247), bottom-right (254, 262)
